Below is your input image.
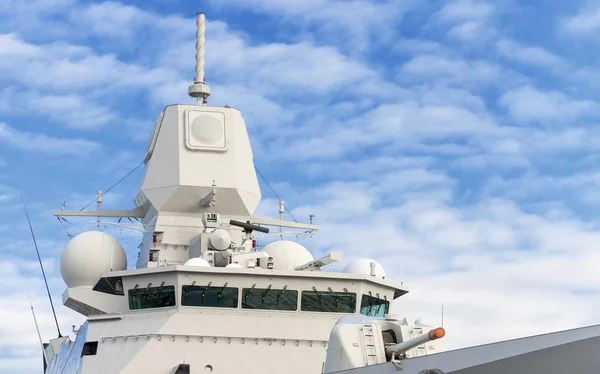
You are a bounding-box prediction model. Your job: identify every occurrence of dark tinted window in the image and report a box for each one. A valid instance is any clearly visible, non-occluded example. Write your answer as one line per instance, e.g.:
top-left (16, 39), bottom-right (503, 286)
top-left (128, 286), bottom-right (175, 310)
top-left (242, 288), bottom-right (298, 311)
top-left (81, 341), bottom-right (98, 356)
top-left (181, 285), bottom-right (238, 308)
top-left (360, 294), bottom-right (390, 317)
top-left (93, 277), bottom-right (124, 296)
top-left (301, 291), bottom-right (356, 313)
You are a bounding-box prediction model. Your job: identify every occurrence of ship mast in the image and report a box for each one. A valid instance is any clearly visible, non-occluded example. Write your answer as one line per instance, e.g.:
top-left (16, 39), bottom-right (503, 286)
top-left (188, 12), bottom-right (211, 105)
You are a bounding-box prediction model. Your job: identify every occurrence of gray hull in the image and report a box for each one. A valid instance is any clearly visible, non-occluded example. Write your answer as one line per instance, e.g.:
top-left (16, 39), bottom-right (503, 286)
top-left (336, 324), bottom-right (600, 374)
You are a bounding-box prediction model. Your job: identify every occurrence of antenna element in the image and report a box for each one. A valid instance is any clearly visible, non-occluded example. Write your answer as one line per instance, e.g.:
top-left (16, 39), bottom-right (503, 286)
top-left (24, 278), bottom-right (49, 365)
top-left (188, 12), bottom-right (211, 105)
top-left (22, 195), bottom-right (63, 338)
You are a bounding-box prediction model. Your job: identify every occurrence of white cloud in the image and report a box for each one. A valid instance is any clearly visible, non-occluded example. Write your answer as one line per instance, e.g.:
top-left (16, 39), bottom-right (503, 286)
top-left (561, 6), bottom-right (600, 35)
top-left (433, 0), bottom-right (497, 41)
top-left (401, 55), bottom-right (503, 86)
top-left (207, 0), bottom-right (415, 50)
top-left (0, 33), bottom-right (179, 94)
top-left (0, 122), bottom-right (102, 155)
top-left (499, 85), bottom-right (597, 125)
top-left (69, 1), bottom-right (147, 39)
top-left (284, 179), bottom-right (600, 348)
top-left (496, 39), bottom-right (567, 71)
top-left (435, 0), bottom-right (495, 22)
top-left (485, 170), bottom-right (600, 206)
top-left (0, 88), bottom-right (116, 129)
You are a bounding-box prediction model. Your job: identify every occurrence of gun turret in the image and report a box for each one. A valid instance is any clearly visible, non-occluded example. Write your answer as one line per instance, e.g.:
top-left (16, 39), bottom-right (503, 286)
top-left (385, 327), bottom-right (445, 360)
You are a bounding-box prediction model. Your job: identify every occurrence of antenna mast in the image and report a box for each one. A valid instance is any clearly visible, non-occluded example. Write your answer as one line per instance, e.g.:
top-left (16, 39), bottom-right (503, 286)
top-left (22, 195), bottom-right (62, 338)
top-left (188, 12), bottom-right (211, 105)
top-left (24, 278), bottom-right (49, 365)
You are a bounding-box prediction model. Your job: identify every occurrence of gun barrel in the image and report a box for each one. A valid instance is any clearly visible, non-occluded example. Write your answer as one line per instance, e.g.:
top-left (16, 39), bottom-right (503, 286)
top-left (229, 220), bottom-right (270, 233)
top-left (386, 327), bottom-right (445, 359)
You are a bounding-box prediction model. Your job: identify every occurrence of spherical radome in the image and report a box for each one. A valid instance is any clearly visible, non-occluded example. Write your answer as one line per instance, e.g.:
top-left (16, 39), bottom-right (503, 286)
top-left (343, 258), bottom-right (387, 279)
top-left (184, 258), bottom-right (211, 267)
top-left (261, 240), bottom-right (314, 270)
top-left (210, 229), bottom-right (232, 250)
top-left (60, 231), bottom-right (127, 288)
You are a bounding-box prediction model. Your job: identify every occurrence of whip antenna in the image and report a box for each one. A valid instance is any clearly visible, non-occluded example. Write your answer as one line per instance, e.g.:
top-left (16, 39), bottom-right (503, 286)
top-left (22, 195), bottom-right (62, 338)
top-left (188, 12), bottom-right (211, 105)
top-left (24, 278), bottom-right (49, 364)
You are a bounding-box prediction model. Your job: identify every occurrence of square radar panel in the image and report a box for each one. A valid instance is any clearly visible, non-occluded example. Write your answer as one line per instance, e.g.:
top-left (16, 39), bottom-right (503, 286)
top-left (184, 109), bottom-right (227, 151)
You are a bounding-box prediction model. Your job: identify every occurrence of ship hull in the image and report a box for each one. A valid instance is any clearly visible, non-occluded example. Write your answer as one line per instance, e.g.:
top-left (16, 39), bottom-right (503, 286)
top-left (333, 324), bottom-right (600, 374)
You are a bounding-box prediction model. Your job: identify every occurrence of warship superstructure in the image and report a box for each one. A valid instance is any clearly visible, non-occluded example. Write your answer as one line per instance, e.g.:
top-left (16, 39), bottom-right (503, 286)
top-left (40, 12), bottom-right (600, 374)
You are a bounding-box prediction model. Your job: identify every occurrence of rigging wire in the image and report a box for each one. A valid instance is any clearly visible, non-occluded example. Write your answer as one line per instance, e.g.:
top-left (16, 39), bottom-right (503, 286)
top-left (79, 161), bottom-right (144, 211)
top-left (254, 166), bottom-right (298, 223)
top-left (56, 216), bottom-right (75, 238)
top-left (21, 195), bottom-right (62, 338)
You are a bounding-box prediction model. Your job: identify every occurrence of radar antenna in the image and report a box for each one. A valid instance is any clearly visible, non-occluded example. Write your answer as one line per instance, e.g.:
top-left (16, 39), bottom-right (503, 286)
top-left (188, 12), bottom-right (211, 105)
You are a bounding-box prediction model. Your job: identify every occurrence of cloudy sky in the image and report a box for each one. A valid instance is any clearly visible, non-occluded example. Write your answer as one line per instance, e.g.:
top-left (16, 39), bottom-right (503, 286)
top-left (4, 0), bottom-right (600, 372)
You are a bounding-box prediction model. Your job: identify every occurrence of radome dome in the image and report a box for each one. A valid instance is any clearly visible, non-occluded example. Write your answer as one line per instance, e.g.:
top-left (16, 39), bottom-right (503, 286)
top-left (261, 240), bottom-right (314, 270)
top-left (343, 258), bottom-right (387, 279)
top-left (60, 231), bottom-right (127, 288)
top-left (184, 258), bottom-right (211, 267)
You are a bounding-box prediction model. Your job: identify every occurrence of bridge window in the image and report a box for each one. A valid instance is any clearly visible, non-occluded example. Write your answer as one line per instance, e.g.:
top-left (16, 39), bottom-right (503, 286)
top-left (128, 285), bottom-right (176, 310)
top-left (81, 341), bottom-right (98, 357)
top-left (242, 288), bottom-right (298, 311)
top-left (360, 294), bottom-right (390, 317)
top-left (181, 285), bottom-right (239, 308)
top-left (301, 291), bottom-right (356, 313)
top-left (93, 276), bottom-right (124, 296)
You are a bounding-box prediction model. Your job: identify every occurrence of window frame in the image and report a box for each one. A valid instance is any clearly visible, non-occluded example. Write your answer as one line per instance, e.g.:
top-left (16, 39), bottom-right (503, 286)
top-left (181, 285), bottom-right (240, 308)
top-left (128, 285), bottom-right (177, 311)
top-left (359, 294), bottom-right (390, 317)
top-left (300, 290), bottom-right (357, 314)
top-left (241, 287), bottom-right (299, 311)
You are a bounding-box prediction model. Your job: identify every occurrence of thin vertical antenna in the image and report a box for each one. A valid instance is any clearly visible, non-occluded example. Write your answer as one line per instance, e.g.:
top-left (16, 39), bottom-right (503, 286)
top-left (24, 278), bottom-right (49, 365)
top-left (441, 304), bottom-right (444, 328)
top-left (196, 13), bottom-right (205, 88)
top-left (21, 195), bottom-right (62, 338)
top-left (279, 200), bottom-right (285, 239)
top-left (400, 257), bottom-right (403, 284)
top-left (188, 12), bottom-right (211, 105)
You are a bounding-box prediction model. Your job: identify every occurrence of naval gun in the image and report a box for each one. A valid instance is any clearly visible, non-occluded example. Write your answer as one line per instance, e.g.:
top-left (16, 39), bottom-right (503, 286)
top-left (385, 327), bottom-right (445, 360)
top-left (323, 315), bottom-right (446, 374)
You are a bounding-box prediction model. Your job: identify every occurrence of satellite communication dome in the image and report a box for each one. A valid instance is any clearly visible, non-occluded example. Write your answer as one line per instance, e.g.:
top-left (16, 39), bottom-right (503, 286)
top-left (210, 229), bottom-right (232, 250)
top-left (261, 240), bottom-right (314, 270)
top-left (184, 257), bottom-right (211, 267)
top-left (343, 258), bottom-right (387, 279)
top-left (60, 231), bottom-right (127, 288)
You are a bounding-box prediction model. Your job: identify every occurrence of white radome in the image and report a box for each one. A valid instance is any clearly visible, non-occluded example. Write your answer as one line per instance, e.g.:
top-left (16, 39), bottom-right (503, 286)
top-left (210, 229), bottom-right (232, 250)
top-left (60, 231), bottom-right (127, 288)
top-left (184, 257), bottom-right (211, 267)
top-left (261, 240), bottom-right (314, 270)
top-left (343, 258), bottom-right (387, 279)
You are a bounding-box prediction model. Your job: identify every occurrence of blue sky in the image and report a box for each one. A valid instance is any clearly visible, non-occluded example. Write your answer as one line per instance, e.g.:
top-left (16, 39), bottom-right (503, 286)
top-left (4, 0), bottom-right (600, 372)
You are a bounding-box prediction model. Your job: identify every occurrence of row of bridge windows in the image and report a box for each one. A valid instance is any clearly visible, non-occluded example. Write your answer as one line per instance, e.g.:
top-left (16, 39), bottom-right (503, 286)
top-left (128, 285), bottom-right (389, 316)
